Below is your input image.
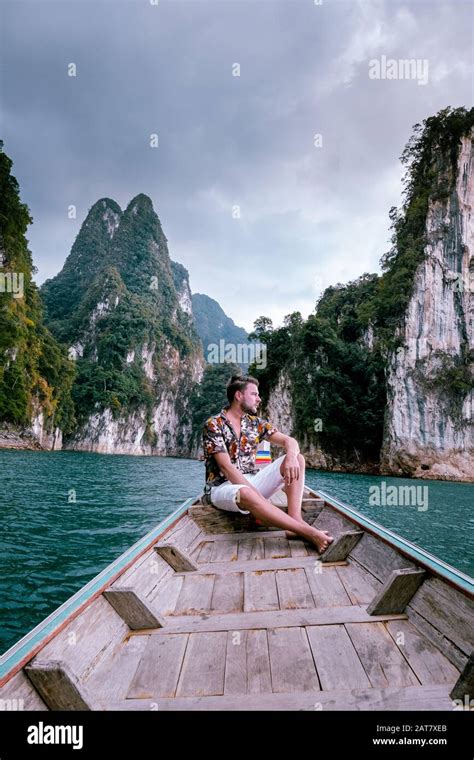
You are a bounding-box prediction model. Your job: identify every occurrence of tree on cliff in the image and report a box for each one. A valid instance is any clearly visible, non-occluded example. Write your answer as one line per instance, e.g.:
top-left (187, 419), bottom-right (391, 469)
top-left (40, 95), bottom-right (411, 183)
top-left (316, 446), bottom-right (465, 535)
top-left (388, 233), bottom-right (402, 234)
top-left (0, 141), bottom-right (75, 433)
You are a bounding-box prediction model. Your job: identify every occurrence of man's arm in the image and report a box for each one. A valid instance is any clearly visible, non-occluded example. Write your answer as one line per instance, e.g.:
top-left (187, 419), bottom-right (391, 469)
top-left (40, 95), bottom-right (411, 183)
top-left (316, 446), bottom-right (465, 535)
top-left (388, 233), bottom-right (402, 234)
top-left (268, 430), bottom-right (300, 456)
top-left (213, 451), bottom-right (258, 488)
top-left (266, 430), bottom-right (301, 484)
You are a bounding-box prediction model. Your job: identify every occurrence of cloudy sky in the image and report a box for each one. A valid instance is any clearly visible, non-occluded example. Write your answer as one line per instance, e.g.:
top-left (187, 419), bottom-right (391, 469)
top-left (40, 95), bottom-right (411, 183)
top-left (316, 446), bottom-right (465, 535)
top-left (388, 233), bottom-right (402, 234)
top-left (1, 0), bottom-right (472, 332)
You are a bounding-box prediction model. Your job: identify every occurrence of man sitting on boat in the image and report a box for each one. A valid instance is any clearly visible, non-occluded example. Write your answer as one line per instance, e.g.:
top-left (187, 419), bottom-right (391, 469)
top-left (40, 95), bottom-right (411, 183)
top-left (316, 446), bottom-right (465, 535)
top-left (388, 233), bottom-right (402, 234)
top-left (202, 374), bottom-right (333, 554)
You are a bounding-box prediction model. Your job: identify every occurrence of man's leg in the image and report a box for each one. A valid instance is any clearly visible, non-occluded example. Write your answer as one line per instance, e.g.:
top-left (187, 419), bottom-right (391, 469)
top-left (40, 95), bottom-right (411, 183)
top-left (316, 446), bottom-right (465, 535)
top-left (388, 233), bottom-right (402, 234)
top-left (237, 485), bottom-right (333, 553)
top-left (281, 453), bottom-right (306, 535)
top-left (245, 453), bottom-right (310, 538)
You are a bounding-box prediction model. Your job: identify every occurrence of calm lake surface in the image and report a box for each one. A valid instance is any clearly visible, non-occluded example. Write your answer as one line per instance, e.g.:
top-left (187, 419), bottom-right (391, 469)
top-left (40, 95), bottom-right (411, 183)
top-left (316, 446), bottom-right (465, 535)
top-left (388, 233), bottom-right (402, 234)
top-left (1, 450), bottom-right (472, 655)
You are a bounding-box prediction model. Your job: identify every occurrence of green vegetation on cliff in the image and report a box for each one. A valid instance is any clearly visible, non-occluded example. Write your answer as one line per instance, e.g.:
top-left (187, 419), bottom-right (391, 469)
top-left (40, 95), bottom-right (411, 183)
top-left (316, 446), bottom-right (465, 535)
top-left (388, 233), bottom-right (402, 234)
top-left (41, 195), bottom-right (202, 423)
top-left (363, 106), bottom-right (474, 346)
top-left (249, 107), bottom-right (474, 463)
top-left (249, 296), bottom-right (386, 462)
top-left (0, 141), bottom-right (75, 433)
top-left (189, 361), bottom-right (242, 446)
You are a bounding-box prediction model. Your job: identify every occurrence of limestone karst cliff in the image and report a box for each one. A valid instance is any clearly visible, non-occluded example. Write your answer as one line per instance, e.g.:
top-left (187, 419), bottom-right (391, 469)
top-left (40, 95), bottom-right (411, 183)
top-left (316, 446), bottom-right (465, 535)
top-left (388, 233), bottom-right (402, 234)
top-left (41, 194), bottom-right (205, 455)
top-left (2, 109), bottom-right (472, 478)
top-left (253, 108), bottom-right (473, 481)
top-left (0, 141), bottom-right (75, 450)
top-left (380, 129), bottom-right (473, 480)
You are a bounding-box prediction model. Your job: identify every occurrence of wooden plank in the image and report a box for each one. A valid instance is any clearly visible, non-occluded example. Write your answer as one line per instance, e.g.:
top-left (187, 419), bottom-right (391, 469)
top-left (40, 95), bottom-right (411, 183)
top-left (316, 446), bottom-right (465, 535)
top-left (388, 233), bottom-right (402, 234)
top-left (302, 498), bottom-right (324, 509)
top-left (211, 572), bottom-right (244, 613)
top-left (450, 653), bottom-right (474, 701)
top-left (224, 629), bottom-right (273, 694)
top-left (112, 550), bottom-right (172, 600)
top-left (367, 568), bottom-right (426, 614)
top-left (268, 627), bottom-right (320, 692)
top-left (320, 531), bottom-right (364, 563)
top-left (210, 538), bottom-right (239, 563)
top-left (113, 546), bottom-right (158, 588)
top-left (306, 624), bottom-right (371, 690)
top-left (301, 508), bottom-right (323, 525)
top-left (246, 629), bottom-right (272, 693)
top-left (189, 542), bottom-right (202, 562)
top-left (224, 630), bottom-right (248, 695)
top-left (25, 660), bottom-right (97, 710)
top-left (345, 622), bottom-right (419, 688)
top-left (109, 683), bottom-right (454, 711)
top-left (177, 556), bottom-right (346, 576)
top-left (161, 514), bottom-right (194, 542)
top-left (244, 571), bottom-right (280, 612)
top-left (127, 634), bottom-right (189, 699)
top-left (196, 542), bottom-right (214, 564)
top-left (27, 595), bottom-right (128, 681)
top-left (0, 670), bottom-right (48, 710)
top-left (173, 574), bottom-right (215, 615)
top-left (103, 588), bottom-right (166, 630)
top-left (407, 577), bottom-right (474, 655)
top-left (140, 605), bottom-right (407, 636)
top-left (85, 635), bottom-right (149, 702)
top-left (288, 539), bottom-right (308, 558)
top-left (276, 569), bottom-right (314, 609)
top-left (151, 575), bottom-right (184, 616)
top-left (164, 516), bottom-right (203, 552)
top-left (204, 530), bottom-right (286, 543)
top-left (112, 518), bottom-right (202, 594)
top-left (305, 566), bottom-right (352, 607)
top-left (385, 620), bottom-right (460, 686)
top-left (350, 532), bottom-right (415, 581)
top-left (264, 536), bottom-right (291, 559)
top-left (188, 506), bottom-right (263, 535)
top-left (312, 507), bottom-right (355, 536)
top-left (336, 562), bottom-right (382, 604)
top-left (406, 607), bottom-right (468, 672)
top-left (238, 537), bottom-right (265, 561)
top-left (154, 543), bottom-right (199, 572)
top-left (176, 631), bottom-right (227, 696)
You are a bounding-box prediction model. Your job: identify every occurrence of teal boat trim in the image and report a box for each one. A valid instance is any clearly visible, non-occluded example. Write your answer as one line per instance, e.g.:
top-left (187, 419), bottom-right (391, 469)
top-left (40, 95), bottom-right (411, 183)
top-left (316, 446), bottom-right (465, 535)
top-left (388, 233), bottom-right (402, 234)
top-left (0, 495), bottom-right (196, 683)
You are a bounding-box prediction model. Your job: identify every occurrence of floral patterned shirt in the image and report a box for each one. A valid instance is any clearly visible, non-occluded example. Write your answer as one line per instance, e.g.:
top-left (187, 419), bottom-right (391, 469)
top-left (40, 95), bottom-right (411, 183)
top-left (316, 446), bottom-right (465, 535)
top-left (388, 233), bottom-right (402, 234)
top-left (202, 406), bottom-right (277, 498)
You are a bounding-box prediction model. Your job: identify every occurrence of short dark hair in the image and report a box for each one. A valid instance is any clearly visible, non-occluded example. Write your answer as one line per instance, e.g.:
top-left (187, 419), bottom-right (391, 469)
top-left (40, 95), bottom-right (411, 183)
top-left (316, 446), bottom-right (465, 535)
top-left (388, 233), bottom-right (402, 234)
top-left (226, 374), bottom-right (259, 404)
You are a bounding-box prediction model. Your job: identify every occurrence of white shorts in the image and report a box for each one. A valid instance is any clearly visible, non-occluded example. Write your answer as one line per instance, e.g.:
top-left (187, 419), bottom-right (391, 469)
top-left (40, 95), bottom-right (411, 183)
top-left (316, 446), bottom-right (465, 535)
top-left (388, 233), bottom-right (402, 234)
top-left (209, 454), bottom-right (287, 514)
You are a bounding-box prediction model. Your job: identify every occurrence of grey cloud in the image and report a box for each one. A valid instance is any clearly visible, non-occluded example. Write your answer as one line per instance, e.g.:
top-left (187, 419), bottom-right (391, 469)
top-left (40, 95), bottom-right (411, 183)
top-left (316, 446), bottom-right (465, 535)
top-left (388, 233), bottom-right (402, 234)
top-left (1, 0), bottom-right (472, 332)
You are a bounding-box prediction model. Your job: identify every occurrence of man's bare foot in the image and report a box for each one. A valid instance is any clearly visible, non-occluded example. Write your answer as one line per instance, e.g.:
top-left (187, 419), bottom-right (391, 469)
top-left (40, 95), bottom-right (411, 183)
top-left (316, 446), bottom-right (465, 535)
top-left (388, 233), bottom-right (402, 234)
top-left (308, 527), bottom-right (334, 554)
top-left (285, 526), bottom-right (333, 552)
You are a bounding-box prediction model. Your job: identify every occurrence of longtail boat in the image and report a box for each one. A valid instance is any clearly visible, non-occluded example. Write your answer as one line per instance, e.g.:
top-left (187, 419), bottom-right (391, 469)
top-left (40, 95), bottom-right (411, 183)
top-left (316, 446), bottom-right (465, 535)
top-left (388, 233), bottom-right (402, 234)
top-left (1, 450), bottom-right (473, 711)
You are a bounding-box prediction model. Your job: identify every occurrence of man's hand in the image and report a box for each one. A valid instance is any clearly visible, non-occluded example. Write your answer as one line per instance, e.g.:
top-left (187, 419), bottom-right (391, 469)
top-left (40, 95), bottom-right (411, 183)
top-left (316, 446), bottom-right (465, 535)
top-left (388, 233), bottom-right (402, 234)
top-left (282, 453), bottom-right (300, 486)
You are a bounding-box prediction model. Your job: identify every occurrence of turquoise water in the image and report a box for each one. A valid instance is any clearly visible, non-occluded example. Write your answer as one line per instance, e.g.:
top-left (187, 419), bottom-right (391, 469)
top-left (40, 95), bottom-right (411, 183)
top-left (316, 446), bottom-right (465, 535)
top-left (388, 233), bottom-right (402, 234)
top-left (305, 469), bottom-right (473, 575)
top-left (0, 450), bottom-right (203, 655)
top-left (0, 450), bottom-right (472, 655)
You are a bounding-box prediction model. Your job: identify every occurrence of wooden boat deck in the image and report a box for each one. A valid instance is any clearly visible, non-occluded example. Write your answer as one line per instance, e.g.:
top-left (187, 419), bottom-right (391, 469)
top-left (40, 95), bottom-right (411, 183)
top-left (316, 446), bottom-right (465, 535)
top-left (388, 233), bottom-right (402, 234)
top-left (3, 489), bottom-right (471, 711)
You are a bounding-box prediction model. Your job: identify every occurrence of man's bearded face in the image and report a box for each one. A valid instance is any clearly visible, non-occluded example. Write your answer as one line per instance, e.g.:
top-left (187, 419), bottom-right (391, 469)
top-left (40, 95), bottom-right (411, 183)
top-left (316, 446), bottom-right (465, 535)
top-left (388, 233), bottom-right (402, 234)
top-left (238, 383), bottom-right (260, 414)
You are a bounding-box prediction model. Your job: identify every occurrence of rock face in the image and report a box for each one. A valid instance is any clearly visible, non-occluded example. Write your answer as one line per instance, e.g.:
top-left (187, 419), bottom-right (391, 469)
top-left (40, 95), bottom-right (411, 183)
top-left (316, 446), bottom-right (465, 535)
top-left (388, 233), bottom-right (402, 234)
top-left (0, 141), bottom-right (75, 449)
top-left (265, 371), bottom-right (380, 474)
top-left (0, 422), bottom-right (48, 451)
top-left (265, 372), bottom-right (294, 434)
top-left (66, 350), bottom-right (203, 456)
top-left (259, 115), bottom-right (473, 481)
top-left (41, 194), bottom-right (205, 455)
top-left (191, 293), bottom-right (251, 371)
top-left (381, 134), bottom-right (473, 482)
top-left (31, 408), bottom-right (63, 451)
